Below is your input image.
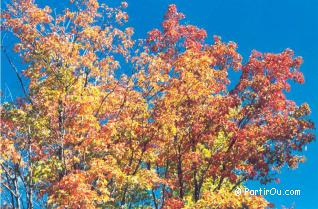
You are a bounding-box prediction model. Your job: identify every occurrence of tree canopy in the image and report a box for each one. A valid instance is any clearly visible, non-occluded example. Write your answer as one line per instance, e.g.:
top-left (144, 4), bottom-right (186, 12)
top-left (0, 1), bottom-right (315, 208)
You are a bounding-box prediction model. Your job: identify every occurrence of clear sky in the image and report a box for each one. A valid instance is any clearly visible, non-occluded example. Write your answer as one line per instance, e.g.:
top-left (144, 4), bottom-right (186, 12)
top-left (1, 0), bottom-right (318, 208)
top-left (125, 1), bottom-right (318, 208)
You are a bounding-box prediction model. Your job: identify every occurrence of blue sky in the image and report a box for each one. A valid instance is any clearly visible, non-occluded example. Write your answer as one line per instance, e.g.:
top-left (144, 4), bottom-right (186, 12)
top-left (126, 1), bottom-right (318, 208)
top-left (1, 0), bottom-right (318, 208)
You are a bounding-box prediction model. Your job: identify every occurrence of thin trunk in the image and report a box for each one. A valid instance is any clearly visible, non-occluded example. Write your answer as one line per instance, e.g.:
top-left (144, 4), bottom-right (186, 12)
top-left (161, 161), bottom-right (169, 208)
top-left (151, 189), bottom-right (158, 209)
top-left (27, 125), bottom-right (33, 209)
top-left (177, 151), bottom-right (184, 199)
top-left (193, 169), bottom-right (200, 202)
top-left (190, 129), bottom-right (200, 202)
top-left (3, 171), bottom-right (16, 207)
top-left (58, 99), bottom-right (66, 178)
top-left (147, 163), bottom-right (158, 209)
top-left (121, 186), bottom-right (128, 206)
top-left (13, 173), bottom-right (21, 209)
top-left (214, 166), bottom-right (225, 192)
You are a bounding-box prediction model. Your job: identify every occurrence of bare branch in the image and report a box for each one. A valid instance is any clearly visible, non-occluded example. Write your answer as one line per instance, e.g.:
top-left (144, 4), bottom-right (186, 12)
top-left (1, 46), bottom-right (33, 104)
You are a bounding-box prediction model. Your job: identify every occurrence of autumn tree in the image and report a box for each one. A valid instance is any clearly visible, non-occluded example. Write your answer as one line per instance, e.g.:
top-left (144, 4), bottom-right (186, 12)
top-left (0, 1), bottom-right (315, 208)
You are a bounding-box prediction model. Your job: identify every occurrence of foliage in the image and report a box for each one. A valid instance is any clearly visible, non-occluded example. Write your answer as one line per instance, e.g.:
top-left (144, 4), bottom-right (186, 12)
top-left (0, 1), bottom-right (315, 208)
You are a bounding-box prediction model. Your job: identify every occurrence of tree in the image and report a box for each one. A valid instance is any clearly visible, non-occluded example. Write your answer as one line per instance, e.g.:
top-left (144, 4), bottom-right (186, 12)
top-left (0, 1), bottom-right (315, 208)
